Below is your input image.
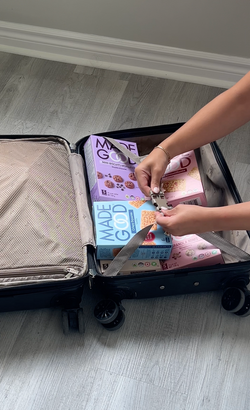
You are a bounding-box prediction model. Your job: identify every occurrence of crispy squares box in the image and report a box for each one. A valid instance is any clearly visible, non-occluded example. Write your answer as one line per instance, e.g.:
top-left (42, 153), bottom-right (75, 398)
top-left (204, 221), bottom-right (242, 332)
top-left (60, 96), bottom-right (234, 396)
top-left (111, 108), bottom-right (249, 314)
top-left (84, 135), bottom-right (145, 203)
top-left (93, 200), bottom-right (172, 260)
top-left (162, 150), bottom-right (207, 207)
top-left (160, 234), bottom-right (224, 271)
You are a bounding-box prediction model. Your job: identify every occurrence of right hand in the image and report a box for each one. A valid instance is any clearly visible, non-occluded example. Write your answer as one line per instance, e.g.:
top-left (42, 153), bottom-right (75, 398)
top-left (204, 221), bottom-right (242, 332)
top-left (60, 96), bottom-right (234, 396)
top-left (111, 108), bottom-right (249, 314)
top-left (155, 204), bottom-right (212, 236)
top-left (134, 148), bottom-right (170, 197)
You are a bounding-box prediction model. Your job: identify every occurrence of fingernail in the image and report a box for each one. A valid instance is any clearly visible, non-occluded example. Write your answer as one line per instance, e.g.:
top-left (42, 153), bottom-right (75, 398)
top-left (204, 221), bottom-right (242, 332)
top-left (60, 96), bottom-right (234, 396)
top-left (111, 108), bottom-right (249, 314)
top-left (161, 206), bottom-right (167, 210)
top-left (153, 187), bottom-right (159, 193)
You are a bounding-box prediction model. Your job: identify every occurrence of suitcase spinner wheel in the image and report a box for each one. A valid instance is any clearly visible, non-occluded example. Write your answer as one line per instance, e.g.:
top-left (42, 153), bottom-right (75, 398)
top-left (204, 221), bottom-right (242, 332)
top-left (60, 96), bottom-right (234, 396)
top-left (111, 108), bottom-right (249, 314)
top-left (94, 299), bottom-right (125, 330)
top-left (62, 308), bottom-right (85, 334)
top-left (221, 287), bottom-right (250, 317)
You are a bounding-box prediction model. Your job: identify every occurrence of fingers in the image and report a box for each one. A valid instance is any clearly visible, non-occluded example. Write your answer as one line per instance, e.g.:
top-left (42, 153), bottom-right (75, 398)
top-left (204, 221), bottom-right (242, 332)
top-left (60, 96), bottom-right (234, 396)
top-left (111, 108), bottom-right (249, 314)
top-left (135, 169), bottom-right (151, 197)
top-left (155, 209), bottom-right (172, 223)
top-left (150, 169), bottom-right (163, 194)
top-left (135, 149), bottom-right (169, 196)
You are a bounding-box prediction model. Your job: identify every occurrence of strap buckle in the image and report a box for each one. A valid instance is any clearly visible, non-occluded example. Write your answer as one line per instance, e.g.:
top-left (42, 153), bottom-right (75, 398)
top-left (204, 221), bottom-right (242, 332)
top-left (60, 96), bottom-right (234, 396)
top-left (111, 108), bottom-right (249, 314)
top-left (149, 188), bottom-right (172, 213)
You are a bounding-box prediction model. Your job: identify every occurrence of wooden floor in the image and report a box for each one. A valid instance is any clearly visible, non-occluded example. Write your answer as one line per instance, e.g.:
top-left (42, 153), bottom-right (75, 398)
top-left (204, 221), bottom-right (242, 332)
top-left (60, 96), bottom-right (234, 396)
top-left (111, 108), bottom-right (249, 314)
top-left (1, 52), bottom-right (250, 410)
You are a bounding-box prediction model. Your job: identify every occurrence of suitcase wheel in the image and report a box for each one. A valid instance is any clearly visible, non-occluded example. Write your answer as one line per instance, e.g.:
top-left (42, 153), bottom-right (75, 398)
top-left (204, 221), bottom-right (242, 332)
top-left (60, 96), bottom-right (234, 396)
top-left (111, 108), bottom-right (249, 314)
top-left (234, 290), bottom-right (250, 317)
top-left (62, 308), bottom-right (85, 334)
top-left (221, 287), bottom-right (250, 316)
top-left (102, 310), bottom-right (125, 331)
top-left (94, 299), bottom-right (125, 330)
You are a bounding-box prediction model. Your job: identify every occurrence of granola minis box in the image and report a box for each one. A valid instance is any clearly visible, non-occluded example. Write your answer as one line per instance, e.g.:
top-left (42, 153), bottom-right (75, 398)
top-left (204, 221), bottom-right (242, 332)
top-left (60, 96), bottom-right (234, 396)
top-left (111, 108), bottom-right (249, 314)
top-left (160, 234), bottom-right (224, 271)
top-left (83, 135), bottom-right (146, 203)
top-left (162, 150), bottom-right (207, 207)
top-left (93, 200), bottom-right (172, 260)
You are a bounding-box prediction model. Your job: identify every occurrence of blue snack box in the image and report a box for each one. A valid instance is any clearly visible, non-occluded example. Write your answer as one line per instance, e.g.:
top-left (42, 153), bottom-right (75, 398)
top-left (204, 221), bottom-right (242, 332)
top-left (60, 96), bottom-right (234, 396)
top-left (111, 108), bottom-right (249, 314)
top-left (93, 200), bottom-right (172, 260)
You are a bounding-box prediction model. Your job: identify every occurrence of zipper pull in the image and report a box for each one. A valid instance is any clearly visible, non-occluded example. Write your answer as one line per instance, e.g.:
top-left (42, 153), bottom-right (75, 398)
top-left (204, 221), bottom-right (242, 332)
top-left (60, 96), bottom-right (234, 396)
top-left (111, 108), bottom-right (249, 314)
top-left (65, 268), bottom-right (80, 279)
top-left (88, 269), bottom-right (96, 289)
top-left (70, 143), bottom-right (77, 152)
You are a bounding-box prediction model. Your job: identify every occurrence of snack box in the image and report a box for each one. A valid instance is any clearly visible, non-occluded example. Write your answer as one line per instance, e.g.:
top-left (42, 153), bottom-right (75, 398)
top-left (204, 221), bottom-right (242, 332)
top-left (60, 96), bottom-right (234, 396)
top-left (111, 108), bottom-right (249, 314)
top-left (160, 234), bottom-right (224, 271)
top-left (93, 200), bottom-right (172, 260)
top-left (162, 150), bottom-right (207, 207)
top-left (100, 259), bottom-right (162, 274)
top-left (84, 135), bottom-right (146, 202)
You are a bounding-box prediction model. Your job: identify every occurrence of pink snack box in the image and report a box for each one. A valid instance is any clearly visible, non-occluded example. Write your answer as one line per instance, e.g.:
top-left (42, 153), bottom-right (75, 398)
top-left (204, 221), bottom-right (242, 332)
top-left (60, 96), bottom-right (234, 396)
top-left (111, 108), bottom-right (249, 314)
top-left (160, 234), bottom-right (224, 271)
top-left (162, 150), bottom-right (207, 207)
top-left (84, 135), bottom-right (145, 202)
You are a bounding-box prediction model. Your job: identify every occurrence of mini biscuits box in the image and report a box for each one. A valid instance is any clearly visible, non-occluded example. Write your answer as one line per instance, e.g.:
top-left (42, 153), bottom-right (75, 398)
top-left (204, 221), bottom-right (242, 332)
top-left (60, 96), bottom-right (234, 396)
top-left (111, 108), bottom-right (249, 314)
top-left (84, 135), bottom-right (145, 203)
top-left (160, 234), bottom-right (224, 271)
top-left (162, 150), bottom-right (207, 207)
top-left (93, 200), bottom-right (172, 260)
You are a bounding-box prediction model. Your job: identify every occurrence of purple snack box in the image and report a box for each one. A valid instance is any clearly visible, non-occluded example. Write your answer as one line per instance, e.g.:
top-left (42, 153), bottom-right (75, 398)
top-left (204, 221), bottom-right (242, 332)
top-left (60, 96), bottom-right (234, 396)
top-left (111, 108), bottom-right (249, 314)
top-left (84, 135), bottom-right (146, 202)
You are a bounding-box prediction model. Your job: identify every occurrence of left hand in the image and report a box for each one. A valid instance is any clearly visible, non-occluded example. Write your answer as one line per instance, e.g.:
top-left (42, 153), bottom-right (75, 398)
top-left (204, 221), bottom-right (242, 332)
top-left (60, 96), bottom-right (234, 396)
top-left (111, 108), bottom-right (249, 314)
top-left (155, 204), bottom-right (213, 236)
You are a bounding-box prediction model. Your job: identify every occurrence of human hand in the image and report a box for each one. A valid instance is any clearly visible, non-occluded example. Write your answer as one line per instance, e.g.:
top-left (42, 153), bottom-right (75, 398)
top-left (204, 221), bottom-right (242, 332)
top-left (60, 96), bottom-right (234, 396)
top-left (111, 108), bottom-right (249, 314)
top-left (155, 204), bottom-right (212, 236)
top-left (134, 148), bottom-right (170, 197)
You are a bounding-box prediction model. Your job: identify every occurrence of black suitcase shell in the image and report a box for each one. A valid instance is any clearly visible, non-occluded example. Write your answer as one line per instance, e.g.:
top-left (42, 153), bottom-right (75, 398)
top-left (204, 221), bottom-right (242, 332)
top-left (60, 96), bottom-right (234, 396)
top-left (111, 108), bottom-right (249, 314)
top-left (1, 123), bottom-right (250, 331)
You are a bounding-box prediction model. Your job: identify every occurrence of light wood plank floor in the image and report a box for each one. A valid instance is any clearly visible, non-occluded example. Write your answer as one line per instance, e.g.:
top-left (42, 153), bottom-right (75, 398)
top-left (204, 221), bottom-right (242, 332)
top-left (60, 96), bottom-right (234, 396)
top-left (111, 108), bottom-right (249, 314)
top-left (0, 52), bottom-right (250, 410)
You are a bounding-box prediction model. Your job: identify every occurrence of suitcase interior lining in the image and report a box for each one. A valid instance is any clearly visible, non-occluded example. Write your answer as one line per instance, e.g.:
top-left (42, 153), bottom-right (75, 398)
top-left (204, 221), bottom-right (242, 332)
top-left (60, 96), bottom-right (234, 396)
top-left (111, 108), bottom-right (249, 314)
top-left (0, 137), bottom-right (94, 287)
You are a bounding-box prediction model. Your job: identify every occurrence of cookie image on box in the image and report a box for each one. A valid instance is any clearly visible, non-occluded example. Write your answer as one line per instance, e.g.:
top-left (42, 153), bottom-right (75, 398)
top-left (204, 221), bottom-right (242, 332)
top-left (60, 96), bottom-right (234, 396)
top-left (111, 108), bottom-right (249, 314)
top-left (128, 172), bottom-right (137, 181)
top-left (113, 175), bottom-right (124, 183)
top-left (198, 242), bottom-right (207, 250)
top-left (185, 249), bottom-right (195, 257)
top-left (142, 241), bottom-right (156, 245)
top-left (172, 252), bottom-right (181, 260)
top-left (188, 167), bottom-right (201, 180)
top-left (129, 199), bottom-right (146, 209)
top-left (104, 180), bottom-right (114, 188)
top-left (162, 179), bottom-right (186, 192)
top-left (140, 210), bottom-right (157, 231)
top-left (125, 181), bottom-right (135, 189)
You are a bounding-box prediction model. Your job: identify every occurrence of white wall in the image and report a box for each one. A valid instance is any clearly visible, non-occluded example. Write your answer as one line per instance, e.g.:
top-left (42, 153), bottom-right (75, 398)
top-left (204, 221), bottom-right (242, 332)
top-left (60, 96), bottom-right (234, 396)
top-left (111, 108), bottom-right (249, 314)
top-left (0, 0), bottom-right (250, 58)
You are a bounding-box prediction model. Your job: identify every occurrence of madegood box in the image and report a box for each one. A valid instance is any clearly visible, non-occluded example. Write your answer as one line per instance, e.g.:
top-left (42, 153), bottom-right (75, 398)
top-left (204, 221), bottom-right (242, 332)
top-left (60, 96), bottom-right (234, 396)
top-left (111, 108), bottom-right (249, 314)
top-left (100, 259), bottom-right (162, 275)
top-left (160, 234), bottom-right (224, 271)
top-left (84, 135), bottom-right (145, 202)
top-left (93, 200), bottom-right (172, 260)
top-left (100, 259), bottom-right (161, 275)
top-left (162, 150), bottom-right (207, 207)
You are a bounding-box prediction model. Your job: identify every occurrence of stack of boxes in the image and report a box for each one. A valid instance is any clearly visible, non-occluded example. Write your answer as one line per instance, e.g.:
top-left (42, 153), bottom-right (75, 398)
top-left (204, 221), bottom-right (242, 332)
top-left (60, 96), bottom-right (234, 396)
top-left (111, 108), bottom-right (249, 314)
top-left (84, 135), bottom-right (224, 275)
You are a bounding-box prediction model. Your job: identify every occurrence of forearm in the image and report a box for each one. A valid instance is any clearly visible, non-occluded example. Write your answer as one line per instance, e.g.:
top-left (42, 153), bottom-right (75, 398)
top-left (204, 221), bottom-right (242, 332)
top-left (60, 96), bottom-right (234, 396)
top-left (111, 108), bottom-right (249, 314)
top-left (206, 202), bottom-right (250, 232)
top-left (161, 71), bottom-right (250, 159)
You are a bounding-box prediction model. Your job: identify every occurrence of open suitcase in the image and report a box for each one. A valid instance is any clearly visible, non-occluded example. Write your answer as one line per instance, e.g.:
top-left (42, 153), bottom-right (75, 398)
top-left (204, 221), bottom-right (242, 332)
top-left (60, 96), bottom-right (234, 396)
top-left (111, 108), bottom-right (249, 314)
top-left (1, 123), bottom-right (250, 333)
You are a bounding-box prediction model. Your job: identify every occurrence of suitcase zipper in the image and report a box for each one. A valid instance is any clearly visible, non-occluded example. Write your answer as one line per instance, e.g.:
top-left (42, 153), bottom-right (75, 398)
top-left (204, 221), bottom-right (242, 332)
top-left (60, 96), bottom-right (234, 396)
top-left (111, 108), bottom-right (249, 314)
top-left (0, 266), bottom-right (83, 278)
top-left (65, 268), bottom-right (82, 278)
top-left (88, 269), bottom-right (96, 289)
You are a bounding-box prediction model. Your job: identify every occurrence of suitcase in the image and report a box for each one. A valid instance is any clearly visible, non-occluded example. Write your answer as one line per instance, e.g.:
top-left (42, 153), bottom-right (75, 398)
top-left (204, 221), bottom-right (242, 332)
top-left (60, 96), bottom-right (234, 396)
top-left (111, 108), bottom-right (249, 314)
top-left (1, 123), bottom-right (250, 333)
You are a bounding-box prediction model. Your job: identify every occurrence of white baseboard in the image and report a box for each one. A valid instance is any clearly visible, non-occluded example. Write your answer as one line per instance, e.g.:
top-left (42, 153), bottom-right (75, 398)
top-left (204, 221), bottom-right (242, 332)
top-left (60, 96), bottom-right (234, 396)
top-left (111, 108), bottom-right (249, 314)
top-left (0, 20), bottom-right (249, 88)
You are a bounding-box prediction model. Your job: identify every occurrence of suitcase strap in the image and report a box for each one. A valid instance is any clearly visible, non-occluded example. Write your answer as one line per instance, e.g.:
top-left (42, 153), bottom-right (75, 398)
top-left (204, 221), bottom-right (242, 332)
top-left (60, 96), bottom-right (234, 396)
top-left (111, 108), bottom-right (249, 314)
top-left (105, 137), bottom-right (145, 164)
top-left (102, 137), bottom-right (250, 276)
top-left (103, 224), bottom-right (154, 277)
top-left (197, 232), bottom-right (250, 262)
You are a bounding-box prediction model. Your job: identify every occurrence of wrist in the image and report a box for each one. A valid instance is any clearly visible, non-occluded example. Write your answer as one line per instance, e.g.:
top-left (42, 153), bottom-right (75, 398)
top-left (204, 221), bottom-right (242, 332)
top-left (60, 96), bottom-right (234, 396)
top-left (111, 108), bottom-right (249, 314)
top-left (154, 145), bottom-right (171, 164)
top-left (203, 206), bottom-right (231, 232)
top-left (160, 138), bottom-right (179, 160)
